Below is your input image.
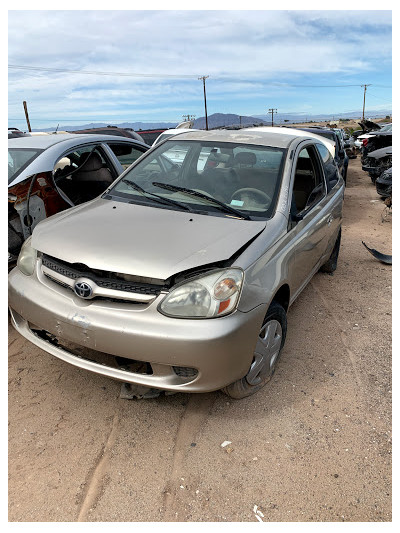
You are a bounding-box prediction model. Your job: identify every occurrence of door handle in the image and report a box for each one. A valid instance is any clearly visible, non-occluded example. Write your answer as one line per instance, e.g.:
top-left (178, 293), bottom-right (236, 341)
top-left (327, 215), bottom-right (333, 226)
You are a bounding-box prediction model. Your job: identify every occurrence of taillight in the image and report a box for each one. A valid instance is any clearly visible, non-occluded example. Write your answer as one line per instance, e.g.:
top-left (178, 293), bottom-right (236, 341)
top-left (362, 139), bottom-right (369, 147)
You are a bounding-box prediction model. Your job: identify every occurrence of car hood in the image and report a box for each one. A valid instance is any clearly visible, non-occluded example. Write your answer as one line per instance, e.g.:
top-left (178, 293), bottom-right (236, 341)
top-left (33, 199), bottom-right (267, 279)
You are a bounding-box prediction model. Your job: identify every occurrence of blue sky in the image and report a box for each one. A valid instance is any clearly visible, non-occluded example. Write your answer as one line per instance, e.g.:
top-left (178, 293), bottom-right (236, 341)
top-left (8, 9), bottom-right (392, 129)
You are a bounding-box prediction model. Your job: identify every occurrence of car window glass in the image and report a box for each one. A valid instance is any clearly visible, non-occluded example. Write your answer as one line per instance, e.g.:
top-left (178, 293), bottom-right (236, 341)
top-left (8, 148), bottom-right (42, 183)
top-left (316, 143), bottom-right (339, 189)
top-left (108, 143), bottom-right (145, 170)
top-left (110, 140), bottom-right (286, 220)
top-left (292, 146), bottom-right (325, 213)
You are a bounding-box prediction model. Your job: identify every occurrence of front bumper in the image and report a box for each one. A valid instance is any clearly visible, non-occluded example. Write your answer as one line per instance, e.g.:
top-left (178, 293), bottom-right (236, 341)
top-left (8, 265), bottom-right (266, 393)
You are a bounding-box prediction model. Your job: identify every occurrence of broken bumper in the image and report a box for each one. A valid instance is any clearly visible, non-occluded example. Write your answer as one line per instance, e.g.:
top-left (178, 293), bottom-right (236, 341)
top-left (8, 266), bottom-right (265, 393)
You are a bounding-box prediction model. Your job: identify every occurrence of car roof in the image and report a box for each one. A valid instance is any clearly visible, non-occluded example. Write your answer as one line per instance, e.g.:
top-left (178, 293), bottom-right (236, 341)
top-left (240, 126), bottom-right (336, 156)
top-left (8, 132), bottom-right (141, 149)
top-left (170, 128), bottom-right (299, 149)
top-left (8, 133), bottom-right (148, 188)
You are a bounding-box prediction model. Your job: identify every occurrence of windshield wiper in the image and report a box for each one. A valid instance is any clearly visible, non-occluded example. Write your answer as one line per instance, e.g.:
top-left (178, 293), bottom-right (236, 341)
top-left (121, 178), bottom-right (192, 212)
top-left (152, 182), bottom-right (251, 220)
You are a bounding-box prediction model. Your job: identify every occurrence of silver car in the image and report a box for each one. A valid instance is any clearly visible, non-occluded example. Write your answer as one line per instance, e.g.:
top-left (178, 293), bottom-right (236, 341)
top-left (9, 130), bottom-right (344, 399)
top-left (8, 133), bottom-right (149, 268)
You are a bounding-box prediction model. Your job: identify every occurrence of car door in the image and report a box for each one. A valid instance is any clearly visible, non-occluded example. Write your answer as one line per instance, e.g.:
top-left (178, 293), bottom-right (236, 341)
top-left (288, 143), bottom-right (333, 298)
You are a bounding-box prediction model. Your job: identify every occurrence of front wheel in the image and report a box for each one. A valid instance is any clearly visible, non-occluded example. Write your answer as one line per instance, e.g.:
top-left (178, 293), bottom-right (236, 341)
top-left (222, 302), bottom-right (287, 399)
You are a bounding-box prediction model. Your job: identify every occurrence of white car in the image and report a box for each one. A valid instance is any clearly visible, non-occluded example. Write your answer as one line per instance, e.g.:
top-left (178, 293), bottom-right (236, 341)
top-left (244, 126), bottom-right (336, 158)
top-left (152, 128), bottom-right (201, 147)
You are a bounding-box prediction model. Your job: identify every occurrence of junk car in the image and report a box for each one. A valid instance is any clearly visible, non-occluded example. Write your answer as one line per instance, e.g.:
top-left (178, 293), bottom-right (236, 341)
top-left (8, 133), bottom-right (149, 267)
top-left (375, 167), bottom-right (392, 198)
top-left (361, 146), bottom-right (392, 183)
top-left (9, 130), bottom-right (344, 399)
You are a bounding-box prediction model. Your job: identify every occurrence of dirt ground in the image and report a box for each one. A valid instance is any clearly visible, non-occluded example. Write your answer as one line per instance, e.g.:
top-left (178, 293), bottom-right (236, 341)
top-left (8, 157), bottom-right (392, 522)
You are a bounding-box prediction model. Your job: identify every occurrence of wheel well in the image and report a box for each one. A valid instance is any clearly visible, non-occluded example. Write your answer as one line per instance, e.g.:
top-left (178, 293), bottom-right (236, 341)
top-left (272, 284), bottom-right (290, 312)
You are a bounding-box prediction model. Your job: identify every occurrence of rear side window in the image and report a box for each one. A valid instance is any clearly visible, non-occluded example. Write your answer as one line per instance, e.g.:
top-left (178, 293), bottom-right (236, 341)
top-left (8, 148), bottom-right (42, 184)
top-left (316, 143), bottom-right (339, 189)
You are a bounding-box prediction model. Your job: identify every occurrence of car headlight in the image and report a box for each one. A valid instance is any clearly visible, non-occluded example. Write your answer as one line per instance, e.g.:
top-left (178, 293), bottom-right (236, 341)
top-left (159, 268), bottom-right (244, 318)
top-left (17, 237), bottom-right (37, 276)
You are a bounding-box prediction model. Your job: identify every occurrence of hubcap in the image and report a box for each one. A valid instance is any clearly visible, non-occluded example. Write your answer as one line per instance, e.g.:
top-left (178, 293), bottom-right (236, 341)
top-left (246, 319), bottom-right (283, 386)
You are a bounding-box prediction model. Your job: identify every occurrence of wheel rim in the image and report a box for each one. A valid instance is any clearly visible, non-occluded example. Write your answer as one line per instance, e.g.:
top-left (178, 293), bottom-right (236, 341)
top-left (246, 319), bottom-right (283, 386)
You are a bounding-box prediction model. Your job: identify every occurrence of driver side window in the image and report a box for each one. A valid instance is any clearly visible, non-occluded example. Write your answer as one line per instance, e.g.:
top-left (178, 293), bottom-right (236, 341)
top-left (292, 146), bottom-right (325, 213)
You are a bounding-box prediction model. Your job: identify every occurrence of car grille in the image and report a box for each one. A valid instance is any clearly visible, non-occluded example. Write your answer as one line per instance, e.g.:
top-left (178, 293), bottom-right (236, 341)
top-left (41, 254), bottom-right (167, 296)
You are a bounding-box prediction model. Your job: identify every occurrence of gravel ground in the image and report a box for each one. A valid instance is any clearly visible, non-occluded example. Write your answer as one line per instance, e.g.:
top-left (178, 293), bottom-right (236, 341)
top-left (8, 157), bottom-right (392, 522)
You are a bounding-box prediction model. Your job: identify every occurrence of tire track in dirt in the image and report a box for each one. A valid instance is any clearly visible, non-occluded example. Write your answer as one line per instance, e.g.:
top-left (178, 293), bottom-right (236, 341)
top-left (76, 413), bottom-right (120, 521)
top-left (310, 280), bottom-right (364, 392)
top-left (162, 394), bottom-right (216, 521)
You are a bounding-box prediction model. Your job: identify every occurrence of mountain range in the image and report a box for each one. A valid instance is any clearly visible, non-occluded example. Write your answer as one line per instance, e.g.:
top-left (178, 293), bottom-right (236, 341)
top-left (32, 109), bottom-right (391, 133)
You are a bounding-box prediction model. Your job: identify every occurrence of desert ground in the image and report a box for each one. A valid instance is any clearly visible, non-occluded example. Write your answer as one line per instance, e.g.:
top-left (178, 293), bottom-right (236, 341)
top-left (8, 156), bottom-right (391, 522)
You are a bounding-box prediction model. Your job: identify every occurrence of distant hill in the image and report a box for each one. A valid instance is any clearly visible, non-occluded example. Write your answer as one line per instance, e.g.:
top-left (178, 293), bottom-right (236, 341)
top-left (33, 121), bottom-right (178, 133)
top-left (253, 109), bottom-right (392, 124)
top-left (194, 113), bottom-right (265, 129)
top-left (30, 109), bottom-right (391, 133)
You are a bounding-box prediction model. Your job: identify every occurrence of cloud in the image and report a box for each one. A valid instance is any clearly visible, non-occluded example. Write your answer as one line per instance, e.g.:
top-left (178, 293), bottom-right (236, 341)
top-left (8, 10), bottom-right (392, 126)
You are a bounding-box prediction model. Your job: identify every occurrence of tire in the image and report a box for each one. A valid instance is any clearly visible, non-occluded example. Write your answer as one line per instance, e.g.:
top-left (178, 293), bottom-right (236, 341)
top-left (320, 229), bottom-right (341, 274)
top-left (222, 301), bottom-right (287, 399)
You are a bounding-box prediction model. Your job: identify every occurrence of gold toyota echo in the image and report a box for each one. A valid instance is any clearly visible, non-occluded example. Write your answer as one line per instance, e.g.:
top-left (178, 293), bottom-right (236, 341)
top-left (9, 129), bottom-right (344, 399)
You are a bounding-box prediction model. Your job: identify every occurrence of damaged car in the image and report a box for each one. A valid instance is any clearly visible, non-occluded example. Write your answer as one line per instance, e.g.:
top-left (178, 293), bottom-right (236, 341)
top-left (375, 167), bottom-right (392, 198)
top-left (353, 119), bottom-right (383, 148)
top-left (360, 126), bottom-right (392, 167)
top-left (361, 145), bottom-right (392, 183)
top-left (9, 129), bottom-right (344, 399)
top-left (8, 133), bottom-right (149, 268)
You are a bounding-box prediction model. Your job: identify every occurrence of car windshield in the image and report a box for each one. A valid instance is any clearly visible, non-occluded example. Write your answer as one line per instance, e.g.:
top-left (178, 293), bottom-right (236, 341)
top-left (108, 140), bottom-right (286, 220)
top-left (8, 148), bottom-right (43, 184)
top-left (379, 124), bottom-right (392, 132)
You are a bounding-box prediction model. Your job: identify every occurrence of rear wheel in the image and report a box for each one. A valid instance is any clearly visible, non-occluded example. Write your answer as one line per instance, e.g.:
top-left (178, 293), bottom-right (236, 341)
top-left (222, 301), bottom-right (287, 399)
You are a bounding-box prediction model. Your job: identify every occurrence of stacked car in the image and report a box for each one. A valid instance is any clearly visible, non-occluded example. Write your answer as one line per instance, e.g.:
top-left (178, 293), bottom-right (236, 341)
top-left (355, 121), bottom-right (392, 199)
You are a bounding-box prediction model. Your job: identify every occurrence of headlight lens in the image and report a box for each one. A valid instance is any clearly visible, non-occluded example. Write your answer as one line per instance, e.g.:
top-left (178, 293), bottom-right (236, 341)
top-left (17, 237), bottom-right (37, 276)
top-left (159, 268), bottom-right (243, 318)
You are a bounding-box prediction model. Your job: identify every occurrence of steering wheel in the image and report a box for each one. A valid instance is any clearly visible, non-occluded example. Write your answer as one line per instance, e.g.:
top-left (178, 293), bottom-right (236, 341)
top-left (231, 188), bottom-right (272, 205)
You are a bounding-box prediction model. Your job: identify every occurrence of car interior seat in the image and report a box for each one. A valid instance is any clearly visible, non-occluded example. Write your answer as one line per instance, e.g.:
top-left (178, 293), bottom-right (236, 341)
top-left (57, 152), bottom-right (114, 205)
top-left (292, 157), bottom-right (315, 212)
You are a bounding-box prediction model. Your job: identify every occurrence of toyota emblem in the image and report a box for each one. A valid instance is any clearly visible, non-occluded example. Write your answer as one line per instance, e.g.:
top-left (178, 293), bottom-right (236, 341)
top-left (74, 280), bottom-right (93, 299)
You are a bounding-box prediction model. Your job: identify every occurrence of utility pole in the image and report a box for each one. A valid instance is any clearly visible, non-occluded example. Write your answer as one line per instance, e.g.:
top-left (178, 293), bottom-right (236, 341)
top-left (198, 75), bottom-right (209, 130)
top-left (361, 84), bottom-right (371, 120)
top-left (23, 101), bottom-right (31, 132)
top-left (268, 108), bottom-right (277, 126)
